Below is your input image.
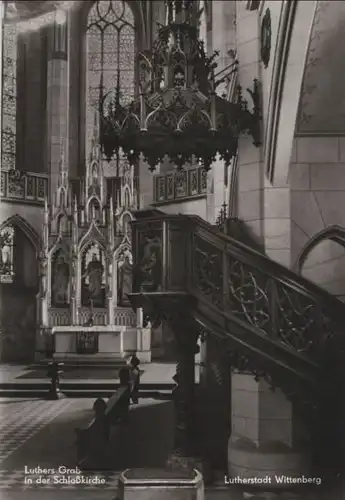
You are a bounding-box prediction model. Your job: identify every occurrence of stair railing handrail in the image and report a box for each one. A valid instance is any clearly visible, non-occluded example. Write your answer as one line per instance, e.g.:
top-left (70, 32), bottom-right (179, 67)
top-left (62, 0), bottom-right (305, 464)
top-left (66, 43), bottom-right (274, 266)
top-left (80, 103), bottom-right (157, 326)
top-left (131, 211), bottom-right (345, 317)
top-left (186, 213), bottom-right (345, 317)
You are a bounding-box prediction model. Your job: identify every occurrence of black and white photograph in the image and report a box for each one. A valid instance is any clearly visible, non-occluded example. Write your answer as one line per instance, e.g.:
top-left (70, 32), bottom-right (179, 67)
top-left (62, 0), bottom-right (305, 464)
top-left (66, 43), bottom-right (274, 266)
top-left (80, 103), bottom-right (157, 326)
top-left (0, 1), bottom-right (344, 499)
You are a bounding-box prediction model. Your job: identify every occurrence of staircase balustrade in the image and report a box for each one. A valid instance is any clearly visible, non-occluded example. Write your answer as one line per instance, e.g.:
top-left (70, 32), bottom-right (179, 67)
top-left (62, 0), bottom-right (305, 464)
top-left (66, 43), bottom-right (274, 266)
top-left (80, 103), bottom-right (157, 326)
top-left (131, 211), bottom-right (345, 389)
top-left (130, 210), bottom-right (345, 472)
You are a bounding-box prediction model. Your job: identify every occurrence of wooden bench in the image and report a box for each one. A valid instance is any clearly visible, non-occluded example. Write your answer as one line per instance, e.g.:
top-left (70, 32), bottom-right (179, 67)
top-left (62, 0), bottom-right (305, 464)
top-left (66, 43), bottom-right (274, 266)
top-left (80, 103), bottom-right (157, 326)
top-left (75, 378), bottom-right (130, 469)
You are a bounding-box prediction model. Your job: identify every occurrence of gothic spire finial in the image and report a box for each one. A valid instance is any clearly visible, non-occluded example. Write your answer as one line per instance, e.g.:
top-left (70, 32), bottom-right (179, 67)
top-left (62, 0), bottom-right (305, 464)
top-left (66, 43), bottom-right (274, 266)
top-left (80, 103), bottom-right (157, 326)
top-left (165, 0), bottom-right (196, 25)
top-left (90, 107), bottom-right (101, 161)
top-left (58, 138), bottom-right (68, 187)
top-left (44, 196), bottom-right (49, 224)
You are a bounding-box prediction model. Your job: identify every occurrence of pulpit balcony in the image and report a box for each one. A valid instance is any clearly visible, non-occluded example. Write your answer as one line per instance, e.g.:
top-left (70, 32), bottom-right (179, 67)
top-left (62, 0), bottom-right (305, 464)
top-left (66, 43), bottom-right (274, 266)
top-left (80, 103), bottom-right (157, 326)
top-left (131, 213), bottom-right (191, 297)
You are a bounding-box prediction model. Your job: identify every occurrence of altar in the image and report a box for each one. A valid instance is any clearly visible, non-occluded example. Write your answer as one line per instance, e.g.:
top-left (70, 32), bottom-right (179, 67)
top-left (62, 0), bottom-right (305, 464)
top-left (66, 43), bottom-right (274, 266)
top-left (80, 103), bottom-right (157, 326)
top-left (36, 125), bottom-right (152, 364)
top-left (52, 324), bottom-right (151, 362)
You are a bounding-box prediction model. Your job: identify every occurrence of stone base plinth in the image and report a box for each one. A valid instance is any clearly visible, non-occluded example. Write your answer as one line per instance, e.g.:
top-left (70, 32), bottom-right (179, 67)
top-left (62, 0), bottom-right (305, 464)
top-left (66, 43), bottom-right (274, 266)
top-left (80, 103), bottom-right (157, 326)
top-left (228, 372), bottom-right (312, 488)
top-left (116, 468), bottom-right (204, 500)
top-left (228, 438), bottom-right (311, 488)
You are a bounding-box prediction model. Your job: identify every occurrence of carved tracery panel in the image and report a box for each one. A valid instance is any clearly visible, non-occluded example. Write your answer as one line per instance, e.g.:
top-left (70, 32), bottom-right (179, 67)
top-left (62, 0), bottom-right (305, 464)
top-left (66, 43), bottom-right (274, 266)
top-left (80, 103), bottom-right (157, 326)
top-left (1, 20), bottom-right (17, 171)
top-left (85, 0), bottom-right (135, 167)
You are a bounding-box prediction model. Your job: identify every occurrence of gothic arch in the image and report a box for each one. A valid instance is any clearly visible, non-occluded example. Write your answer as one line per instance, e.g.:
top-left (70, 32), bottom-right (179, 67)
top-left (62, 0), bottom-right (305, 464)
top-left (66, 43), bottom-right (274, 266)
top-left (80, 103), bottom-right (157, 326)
top-left (0, 214), bottom-right (39, 362)
top-left (86, 195), bottom-right (102, 211)
top-left (79, 234), bottom-right (106, 255)
top-left (49, 233), bottom-right (69, 258)
top-left (69, 0), bottom-right (147, 170)
top-left (296, 225), bottom-right (345, 273)
top-left (76, 1), bottom-right (146, 41)
top-left (295, 2), bottom-right (345, 135)
top-left (0, 214), bottom-right (40, 253)
top-left (114, 234), bottom-right (132, 260)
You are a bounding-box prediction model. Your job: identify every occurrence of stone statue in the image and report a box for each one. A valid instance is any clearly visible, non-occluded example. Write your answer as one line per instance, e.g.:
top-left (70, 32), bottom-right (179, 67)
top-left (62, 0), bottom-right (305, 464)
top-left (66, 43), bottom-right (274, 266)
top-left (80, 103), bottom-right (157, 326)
top-left (0, 227), bottom-right (14, 279)
top-left (82, 253), bottom-right (104, 303)
top-left (52, 255), bottom-right (70, 306)
top-left (1, 242), bottom-right (11, 273)
top-left (117, 250), bottom-right (133, 306)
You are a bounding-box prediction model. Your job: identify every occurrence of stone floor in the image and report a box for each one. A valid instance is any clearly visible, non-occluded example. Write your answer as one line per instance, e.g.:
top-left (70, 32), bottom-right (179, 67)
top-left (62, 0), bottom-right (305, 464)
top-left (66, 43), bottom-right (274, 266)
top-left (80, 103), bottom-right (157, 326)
top-left (0, 395), bottom-right (340, 500)
top-left (0, 395), bottom-right (234, 500)
top-left (0, 363), bottom-right (342, 500)
top-left (0, 362), bottom-right (200, 384)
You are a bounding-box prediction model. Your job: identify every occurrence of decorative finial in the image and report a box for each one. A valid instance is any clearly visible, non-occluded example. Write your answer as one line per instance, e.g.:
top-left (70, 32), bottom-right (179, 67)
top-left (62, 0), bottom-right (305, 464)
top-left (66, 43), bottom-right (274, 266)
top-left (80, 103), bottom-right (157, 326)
top-left (44, 197), bottom-right (49, 224)
top-left (60, 139), bottom-right (65, 165)
top-left (73, 195), bottom-right (78, 223)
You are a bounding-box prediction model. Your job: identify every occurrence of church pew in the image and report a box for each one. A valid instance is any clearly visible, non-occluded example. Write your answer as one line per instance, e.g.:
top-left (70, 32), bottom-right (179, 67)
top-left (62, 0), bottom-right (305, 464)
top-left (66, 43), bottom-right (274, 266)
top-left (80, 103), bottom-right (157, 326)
top-left (75, 372), bottom-right (131, 469)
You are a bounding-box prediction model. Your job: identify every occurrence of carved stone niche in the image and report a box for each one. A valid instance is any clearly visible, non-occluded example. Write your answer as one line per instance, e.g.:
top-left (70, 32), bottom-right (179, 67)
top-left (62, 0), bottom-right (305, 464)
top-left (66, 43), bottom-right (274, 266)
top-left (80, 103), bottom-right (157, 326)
top-left (117, 246), bottom-right (133, 308)
top-left (80, 241), bottom-right (106, 309)
top-left (50, 246), bottom-right (70, 309)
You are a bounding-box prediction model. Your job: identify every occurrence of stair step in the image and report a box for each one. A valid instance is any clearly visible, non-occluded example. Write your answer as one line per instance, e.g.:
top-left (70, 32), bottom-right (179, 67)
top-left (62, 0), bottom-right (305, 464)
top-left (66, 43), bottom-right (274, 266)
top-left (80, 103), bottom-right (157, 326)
top-left (0, 389), bottom-right (173, 399)
top-left (0, 382), bottom-right (176, 390)
top-left (29, 363), bottom-right (128, 370)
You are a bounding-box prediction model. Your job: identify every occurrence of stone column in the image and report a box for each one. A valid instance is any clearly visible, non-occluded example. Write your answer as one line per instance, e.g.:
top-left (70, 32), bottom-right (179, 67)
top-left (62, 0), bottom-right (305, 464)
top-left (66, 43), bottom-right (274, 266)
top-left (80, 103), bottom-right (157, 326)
top-left (46, 11), bottom-right (68, 200)
top-left (206, 1), bottom-right (237, 225)
top-left (228, 372), bottom-right (311, 487)
top-left (235, 2), bottom-right (265, 247)
top-left (106, 253), bottom-right (115, 325)
top-left (167, 315), bottom-right (199, 468)
top-left (136, 308), bottom-right (152, 363)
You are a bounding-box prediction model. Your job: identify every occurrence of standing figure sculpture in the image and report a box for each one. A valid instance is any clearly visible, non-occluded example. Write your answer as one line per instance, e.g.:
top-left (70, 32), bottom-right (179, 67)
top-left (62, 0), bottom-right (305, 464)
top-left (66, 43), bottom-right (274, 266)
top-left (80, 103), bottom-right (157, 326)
top-left (82, 252), bottom-right (104, 306)
top-left (52, 255), bottom-right (70, 306)
top-left (136, 236), bottom-right (162, 293)
top-left (117, 249), bottom-right (132, 306)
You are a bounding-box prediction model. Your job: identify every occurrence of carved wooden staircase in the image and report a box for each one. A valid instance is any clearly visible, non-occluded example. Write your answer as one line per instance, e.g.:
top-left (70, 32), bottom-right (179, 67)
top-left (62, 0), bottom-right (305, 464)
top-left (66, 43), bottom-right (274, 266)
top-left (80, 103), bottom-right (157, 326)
top-left (129, 209), bottom-right (345, 465)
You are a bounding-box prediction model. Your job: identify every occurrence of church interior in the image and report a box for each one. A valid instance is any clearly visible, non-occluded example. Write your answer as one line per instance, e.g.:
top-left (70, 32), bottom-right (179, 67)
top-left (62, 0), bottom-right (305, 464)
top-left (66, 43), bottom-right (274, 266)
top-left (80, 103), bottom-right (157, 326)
top-left (1, 0), bottom-right (345, 499)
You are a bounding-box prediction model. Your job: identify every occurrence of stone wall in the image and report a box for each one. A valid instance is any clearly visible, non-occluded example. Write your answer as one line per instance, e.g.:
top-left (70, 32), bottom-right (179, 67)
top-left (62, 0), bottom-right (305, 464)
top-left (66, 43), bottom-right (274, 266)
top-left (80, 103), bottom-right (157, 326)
top-left (16, 30), bottom-right (47, 174)
top-left (291, 136), bottom-right (345, 297)
top-left (235, 1), bottom-right (317, 268)
top-left (235, 2), bottom-right (265, 248)
top-left (158, 198), bottom-right (208, 220)
top-left (301, 240), bottom-right (345, 302)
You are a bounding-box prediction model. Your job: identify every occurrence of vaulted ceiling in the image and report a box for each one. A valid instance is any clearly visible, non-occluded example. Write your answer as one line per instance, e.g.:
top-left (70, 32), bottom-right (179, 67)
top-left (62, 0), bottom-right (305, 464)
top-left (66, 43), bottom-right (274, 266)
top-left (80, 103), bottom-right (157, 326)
top-left (296, 0), bottom-right (345, 135)
top-left (5, 1), bottom-right (64, 21)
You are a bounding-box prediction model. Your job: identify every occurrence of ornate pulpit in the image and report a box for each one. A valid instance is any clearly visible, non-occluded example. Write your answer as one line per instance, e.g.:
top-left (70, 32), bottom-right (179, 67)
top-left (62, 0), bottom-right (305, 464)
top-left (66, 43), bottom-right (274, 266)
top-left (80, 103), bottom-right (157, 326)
top-left (36, 131), bottom-right (151, 363)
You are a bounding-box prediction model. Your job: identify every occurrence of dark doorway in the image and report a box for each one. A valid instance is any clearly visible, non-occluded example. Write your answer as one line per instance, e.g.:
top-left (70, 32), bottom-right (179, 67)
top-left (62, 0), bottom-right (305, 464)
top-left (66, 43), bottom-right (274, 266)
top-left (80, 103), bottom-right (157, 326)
top-left (0, 224), bottom-right (38, 362)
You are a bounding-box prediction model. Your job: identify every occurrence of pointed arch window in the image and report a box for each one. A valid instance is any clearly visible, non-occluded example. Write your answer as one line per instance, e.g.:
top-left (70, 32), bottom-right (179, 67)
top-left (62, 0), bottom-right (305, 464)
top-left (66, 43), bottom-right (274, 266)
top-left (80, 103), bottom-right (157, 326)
top-left (85, 0), bottom-right (135, 161)
top-left (1, 18), bottom-right (17, 171)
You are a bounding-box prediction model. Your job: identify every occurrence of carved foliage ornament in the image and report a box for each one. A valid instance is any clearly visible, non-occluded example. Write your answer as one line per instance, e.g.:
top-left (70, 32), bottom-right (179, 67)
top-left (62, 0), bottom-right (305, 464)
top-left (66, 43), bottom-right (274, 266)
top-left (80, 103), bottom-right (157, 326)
top-left (99, 3), bottom-right (261, 172)
top-left (261, 8), bottom-right (271, 69)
